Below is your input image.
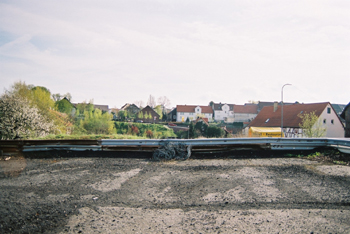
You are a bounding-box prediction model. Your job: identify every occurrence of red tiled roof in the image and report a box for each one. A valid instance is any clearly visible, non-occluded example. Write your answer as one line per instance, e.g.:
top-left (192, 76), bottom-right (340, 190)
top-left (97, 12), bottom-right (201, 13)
top-left (248, 102), bottom-right (329, 128)
top-left (176, 105), bottom-right (213, 114)
top-left (234, 104), bottom-right (258, 114)
top-left (195, 117), bottom-right (209, 125)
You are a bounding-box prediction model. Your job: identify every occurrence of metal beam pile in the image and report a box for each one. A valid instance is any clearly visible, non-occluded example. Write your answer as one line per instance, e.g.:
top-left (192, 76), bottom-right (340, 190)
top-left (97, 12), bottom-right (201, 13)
top-left (1, 138), bottom-right (350, 156)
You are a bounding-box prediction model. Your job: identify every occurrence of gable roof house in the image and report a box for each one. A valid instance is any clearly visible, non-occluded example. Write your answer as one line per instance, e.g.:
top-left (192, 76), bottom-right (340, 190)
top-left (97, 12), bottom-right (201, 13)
top-left (233, 104), bottom-right (258, 123)
top-left (257, 101), bottom-right (294, 113)
top-left (211, 103), bottom-right (234, 122)
top-left (176, 105), bottom-right (213, 122)
top-left (247, 102), bottom-right (344, 138)
top-left (94, 104), bottom-right (110, 113)
top-left (211, 102), bottom-right (258, 123)
top-left (340, 102), bottom-right (350, 137)
top-left (120, 103), bottom-right (140, 115)
top-left (135, 105), bottom-right (160, 123)
top-left (167, 108), bottom-right (177, 122)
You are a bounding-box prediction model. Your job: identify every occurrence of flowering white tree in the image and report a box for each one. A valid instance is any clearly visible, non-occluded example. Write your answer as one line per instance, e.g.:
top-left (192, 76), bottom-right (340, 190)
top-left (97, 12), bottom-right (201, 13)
top-left (0, 94), bottom-right (54, 139)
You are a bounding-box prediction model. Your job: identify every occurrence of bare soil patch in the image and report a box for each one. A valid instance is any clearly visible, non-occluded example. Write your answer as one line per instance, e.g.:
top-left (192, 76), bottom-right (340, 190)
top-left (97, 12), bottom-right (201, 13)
top-left (1, 156), bottom-right (349, 233)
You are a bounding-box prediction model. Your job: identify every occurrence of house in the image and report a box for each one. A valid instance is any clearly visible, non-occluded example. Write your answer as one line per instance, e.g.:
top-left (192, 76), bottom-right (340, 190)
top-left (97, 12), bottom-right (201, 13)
top-left (211, 103), bottom-right (234, 122)
top-left (194, 117), bottom-right (210, 126)
top-left (175, 105), bottom-right (213, 122)
top-left (233, 104), bottom-right (258, 123)
top-left (167, 108), bottom-right (177, 122)
top-left (247, 102), bottom-right (344, 138)
top-left (56, 97), bottom-right (76, 115)
top-left (120, 103), bottom-right (140, 116)
top-left (211, 102), bottom-right (258, 123)
top-left (257, 101), bottom-right (294, 113)
top-left (332, 103), bottom-right (347, 117)
top-left (135, 105), bottom-right (160, 123)
top-left (340, 102), bottom-right (350, 137)
top-left (93, 104), bottom-right (109, 113)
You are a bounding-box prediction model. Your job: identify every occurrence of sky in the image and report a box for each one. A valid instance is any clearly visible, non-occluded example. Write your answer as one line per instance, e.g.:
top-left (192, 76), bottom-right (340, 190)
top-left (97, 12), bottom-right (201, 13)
top-left (0, 0), bottom-right (349, 109)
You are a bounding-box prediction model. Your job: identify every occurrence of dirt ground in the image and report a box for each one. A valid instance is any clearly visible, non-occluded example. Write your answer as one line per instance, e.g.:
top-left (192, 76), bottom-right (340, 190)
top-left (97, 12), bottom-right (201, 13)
top-left (0, 155), bottom-right (350, 233)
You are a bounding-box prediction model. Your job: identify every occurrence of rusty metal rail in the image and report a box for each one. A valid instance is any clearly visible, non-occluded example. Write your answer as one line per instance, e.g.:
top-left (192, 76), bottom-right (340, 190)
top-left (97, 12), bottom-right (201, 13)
top-left (1, 138), bottom-right (350, 156)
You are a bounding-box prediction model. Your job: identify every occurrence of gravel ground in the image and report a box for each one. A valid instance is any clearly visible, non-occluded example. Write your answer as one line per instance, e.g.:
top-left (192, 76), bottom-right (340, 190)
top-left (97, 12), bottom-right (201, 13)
top-left (0, 156), bottom-right (350, 233)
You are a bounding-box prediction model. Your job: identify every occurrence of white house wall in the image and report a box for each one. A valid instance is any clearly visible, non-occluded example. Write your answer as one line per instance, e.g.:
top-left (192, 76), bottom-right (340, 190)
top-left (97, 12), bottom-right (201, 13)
top-left (317, 104), bottom-right (344, 137)
top-left (214, 104), bottom-right (233, 121)
top-left (233, 113), bottom-right (257, 123)
top-left (177, 112), bottom-right (213, 122)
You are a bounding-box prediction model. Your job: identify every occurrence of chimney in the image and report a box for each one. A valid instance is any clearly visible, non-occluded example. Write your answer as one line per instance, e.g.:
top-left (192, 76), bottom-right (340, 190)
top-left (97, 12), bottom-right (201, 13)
top-left (273, 102), bottom-right (278, 112)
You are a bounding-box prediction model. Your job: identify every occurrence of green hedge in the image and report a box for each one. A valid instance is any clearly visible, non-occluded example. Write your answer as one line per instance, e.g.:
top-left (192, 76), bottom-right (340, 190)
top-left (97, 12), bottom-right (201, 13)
top-left (114, 122), bottom-right (176, 139)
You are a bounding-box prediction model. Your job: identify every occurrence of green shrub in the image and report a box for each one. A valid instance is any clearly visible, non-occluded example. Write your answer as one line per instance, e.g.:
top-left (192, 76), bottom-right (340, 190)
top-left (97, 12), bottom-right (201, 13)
top-left (206, 125), bottom-right (225, 138)
top-left (114, 122), bottom-right (176, 139)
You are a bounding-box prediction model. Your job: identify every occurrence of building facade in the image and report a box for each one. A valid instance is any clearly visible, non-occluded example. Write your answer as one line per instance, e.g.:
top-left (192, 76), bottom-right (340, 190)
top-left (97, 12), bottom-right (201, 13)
top-left (247, 102), bottom-right (344, 138)
top-left (176, 105), bottom-right (213, 122)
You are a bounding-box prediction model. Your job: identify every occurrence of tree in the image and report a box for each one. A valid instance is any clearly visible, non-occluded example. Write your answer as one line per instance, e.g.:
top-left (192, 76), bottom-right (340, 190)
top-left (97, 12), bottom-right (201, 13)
top-left (0, 94), bottom-right (54, 139)
top-left (52, 93), bottom-right (61, 102)
top-left (137, 111), bottom-right (144, 119)
top-left (154, 105), bottom-right (163, 120)
top-left (134, 100), bottom-right (144, 109)
top-left (31, 86), bottom-right (55, 114)
top-left (76, 101), bottom-right (94, 113)
top-left (195, 121), bottom-right (208, 137)
top-left (55, 98), bottom-right (74, 115)
top-left (7, 81), bottom-right (33, 99)
top-left (147, 95), bottom-right (156, 108)
top-left (78, 108), bottom-right (115, 134)
top-left (143, 112), bottom-right (148, 119)
top-left (298, 111), bottom-right (326, 137)
top-left (157, 96), bottom-right (171, 108)
top-left (118, 110), bottom-right (128, 121)
top-left (207, 125), bottom-right (225, 138)
top-left (47, 109), bottom-right (74, 135)
top-left (7, 81), bottom-right (55, 116)
top-left (188, 122), bottom-right (195, 139)
top-left (52, 92), bottom-right (72, 102)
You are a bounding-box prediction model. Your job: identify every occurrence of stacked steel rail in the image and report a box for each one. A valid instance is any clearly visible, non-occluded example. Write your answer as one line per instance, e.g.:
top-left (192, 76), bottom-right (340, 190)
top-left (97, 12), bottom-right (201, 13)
top-left (1, 138), bottom-right (350, 156)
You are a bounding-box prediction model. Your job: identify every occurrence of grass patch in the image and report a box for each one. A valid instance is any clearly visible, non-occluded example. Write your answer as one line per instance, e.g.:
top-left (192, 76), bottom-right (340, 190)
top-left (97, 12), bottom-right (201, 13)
top-left (284, 150), bottom-right (349, 166)
top-left (333, 160), bottom-right (348, 165)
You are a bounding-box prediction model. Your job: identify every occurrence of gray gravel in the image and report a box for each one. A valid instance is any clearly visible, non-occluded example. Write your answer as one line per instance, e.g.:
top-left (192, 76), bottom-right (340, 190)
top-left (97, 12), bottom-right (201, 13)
top-left (1, 156), bottom-right (350, 233)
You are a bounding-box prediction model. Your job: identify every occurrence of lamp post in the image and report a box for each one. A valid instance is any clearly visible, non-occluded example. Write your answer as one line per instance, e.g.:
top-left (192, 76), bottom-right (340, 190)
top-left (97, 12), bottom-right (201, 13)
top-left (281, 84), bottom-right (292, 137)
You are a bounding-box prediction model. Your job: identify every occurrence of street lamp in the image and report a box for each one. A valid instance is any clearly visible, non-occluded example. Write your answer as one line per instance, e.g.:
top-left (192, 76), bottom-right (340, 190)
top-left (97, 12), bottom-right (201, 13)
top-left (281, 84), bottom-right (292, 137)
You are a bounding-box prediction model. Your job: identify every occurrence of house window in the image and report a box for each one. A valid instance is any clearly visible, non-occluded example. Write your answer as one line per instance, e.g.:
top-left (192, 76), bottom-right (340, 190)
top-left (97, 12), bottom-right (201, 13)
top-left (327, 107), bottom-right (331, 114)
top-left (323, 119), bottom-right (326, 124)
top-left (180, 112), bottom-right (184, 115)
top-left (331, 119), bottom-right (334, 124)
